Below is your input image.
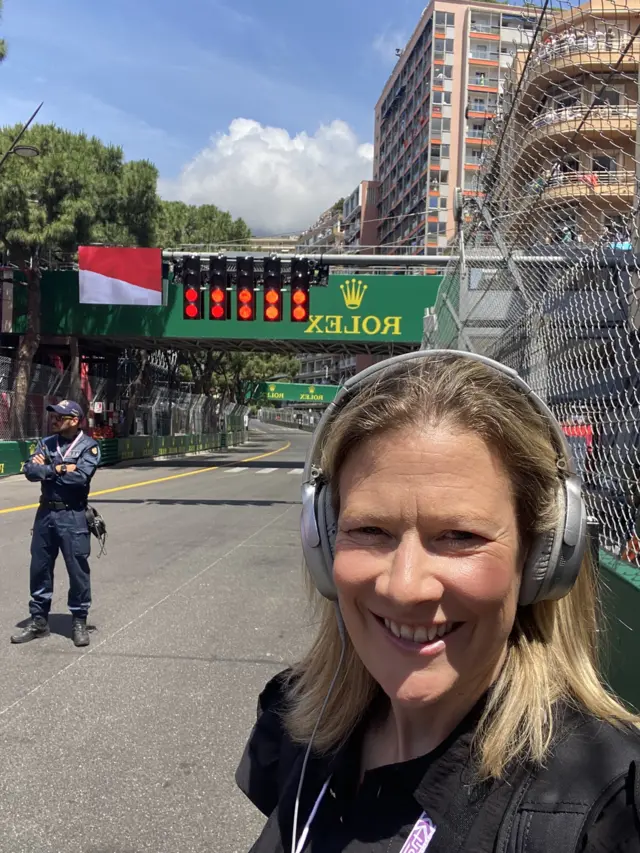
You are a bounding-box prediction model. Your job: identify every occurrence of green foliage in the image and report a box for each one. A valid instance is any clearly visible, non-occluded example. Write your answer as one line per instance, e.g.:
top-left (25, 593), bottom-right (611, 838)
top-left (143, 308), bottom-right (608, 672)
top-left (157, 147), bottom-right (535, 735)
top-left (180, 351), bottom-right (299, 405)
top-left (156, 200), bottom-right (252, 248)
top-left (331, 197), bottom-right (344, 215)
top-left (214, 352), bottom-right (300, 405)
top-left (0, 124), bottom-right (159, 258)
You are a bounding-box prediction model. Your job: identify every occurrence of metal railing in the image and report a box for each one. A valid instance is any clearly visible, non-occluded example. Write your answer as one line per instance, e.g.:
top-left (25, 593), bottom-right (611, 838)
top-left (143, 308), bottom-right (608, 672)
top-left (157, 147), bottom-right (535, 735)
top-left (528, 104), bottom-right (636, 129)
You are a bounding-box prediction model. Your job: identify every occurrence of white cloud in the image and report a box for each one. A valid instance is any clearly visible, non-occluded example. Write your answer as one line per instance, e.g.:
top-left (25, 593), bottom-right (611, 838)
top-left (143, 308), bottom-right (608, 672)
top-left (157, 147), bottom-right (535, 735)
top-left (158, 118), bottom-right (374, 235)
top-left (372, 30), bottom-right (407, 64)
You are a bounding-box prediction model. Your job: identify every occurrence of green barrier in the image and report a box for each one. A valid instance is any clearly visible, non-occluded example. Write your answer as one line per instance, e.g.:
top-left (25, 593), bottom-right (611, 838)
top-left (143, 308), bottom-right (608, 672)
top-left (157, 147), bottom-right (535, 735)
top-left (598, 552), bottom-right (640, 710)
top-left (98, 438), bottom-right (119, 466)
top-left (0, 432), bottom-right (238, 477)
top-left (0, 439), bottom-right (39, 477)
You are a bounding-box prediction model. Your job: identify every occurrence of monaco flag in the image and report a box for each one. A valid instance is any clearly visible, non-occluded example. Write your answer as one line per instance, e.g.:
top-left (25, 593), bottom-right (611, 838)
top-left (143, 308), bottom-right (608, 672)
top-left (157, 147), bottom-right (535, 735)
top-left (78, 246), bottom-right (163, 306)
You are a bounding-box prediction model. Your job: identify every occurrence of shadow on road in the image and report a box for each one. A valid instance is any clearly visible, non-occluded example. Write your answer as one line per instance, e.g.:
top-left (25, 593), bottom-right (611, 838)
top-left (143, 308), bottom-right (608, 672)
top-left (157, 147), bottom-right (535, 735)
top-left (15, 613), bottom-right (97, 639)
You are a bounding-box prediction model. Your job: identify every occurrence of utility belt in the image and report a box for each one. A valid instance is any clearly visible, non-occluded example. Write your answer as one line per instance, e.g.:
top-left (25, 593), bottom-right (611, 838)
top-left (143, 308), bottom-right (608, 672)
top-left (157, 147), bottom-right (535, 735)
top-left (40, 499), bottom-right (87, 511)
top-left (39, 500), bottom-right (108, 556)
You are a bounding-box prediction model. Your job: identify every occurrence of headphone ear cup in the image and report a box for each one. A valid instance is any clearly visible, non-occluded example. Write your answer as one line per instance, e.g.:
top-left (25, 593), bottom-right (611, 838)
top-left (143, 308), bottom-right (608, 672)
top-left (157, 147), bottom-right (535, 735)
top-left (519, 477), bottom-right (587, 606)
top-left (315, 484), bottom-right (338, 599)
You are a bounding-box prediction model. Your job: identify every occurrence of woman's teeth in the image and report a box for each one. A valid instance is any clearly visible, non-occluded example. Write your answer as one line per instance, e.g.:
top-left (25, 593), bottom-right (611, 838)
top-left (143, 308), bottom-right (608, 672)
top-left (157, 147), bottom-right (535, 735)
top-left (383, 618), bottom-right (456, 643)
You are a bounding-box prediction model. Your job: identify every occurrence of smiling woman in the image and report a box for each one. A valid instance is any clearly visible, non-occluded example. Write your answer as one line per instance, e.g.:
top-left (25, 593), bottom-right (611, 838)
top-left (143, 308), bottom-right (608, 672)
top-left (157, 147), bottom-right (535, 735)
top-left (236, 351), bottom-right (640, 853)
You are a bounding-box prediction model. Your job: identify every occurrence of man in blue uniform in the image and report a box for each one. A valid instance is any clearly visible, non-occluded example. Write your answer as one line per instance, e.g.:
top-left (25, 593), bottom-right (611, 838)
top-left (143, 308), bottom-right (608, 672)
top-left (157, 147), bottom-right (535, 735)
top-left (11, 400), bottom-right (101, 647)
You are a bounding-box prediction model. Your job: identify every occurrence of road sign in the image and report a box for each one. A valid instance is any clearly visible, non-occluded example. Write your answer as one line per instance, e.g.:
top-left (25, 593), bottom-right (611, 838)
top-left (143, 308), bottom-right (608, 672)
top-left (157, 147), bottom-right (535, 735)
top-left (264, 383), bottom-right (340, 403)
top-left (33, 271), bottom-right (442, 349)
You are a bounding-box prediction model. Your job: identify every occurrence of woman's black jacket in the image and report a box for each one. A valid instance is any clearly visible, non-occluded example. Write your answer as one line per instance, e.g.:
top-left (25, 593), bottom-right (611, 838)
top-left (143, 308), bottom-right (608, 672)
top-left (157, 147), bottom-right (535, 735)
top-left (236, 670), bottom-right (640, 853)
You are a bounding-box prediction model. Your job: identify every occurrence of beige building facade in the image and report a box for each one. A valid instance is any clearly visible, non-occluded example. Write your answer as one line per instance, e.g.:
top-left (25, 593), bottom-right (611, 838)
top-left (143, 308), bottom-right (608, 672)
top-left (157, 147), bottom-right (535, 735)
top-left (374, 0), bottom-right (534, 252)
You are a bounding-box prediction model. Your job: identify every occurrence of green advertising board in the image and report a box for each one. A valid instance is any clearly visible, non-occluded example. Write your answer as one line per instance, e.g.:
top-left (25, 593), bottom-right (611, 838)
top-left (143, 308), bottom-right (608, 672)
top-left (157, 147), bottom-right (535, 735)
top-left (264, 382), bottom-right (340, 403)
top-left (26, 271), bottom-right (442, 348)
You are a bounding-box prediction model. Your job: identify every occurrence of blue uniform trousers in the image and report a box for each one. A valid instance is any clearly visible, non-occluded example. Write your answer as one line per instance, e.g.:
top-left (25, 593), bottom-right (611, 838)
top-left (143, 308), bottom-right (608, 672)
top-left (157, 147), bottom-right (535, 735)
top-left (29, 507), bottom-right (92, 619)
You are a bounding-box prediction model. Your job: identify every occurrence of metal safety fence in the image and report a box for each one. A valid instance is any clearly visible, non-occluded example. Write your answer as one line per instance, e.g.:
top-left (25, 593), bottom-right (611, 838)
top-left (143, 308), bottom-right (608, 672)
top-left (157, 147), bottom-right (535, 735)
top-left (258, 408), bottom-right (322, 433)
top-left (423, 0), bottom-right (640, 581)
top-left (0, 355), bottom-right (244, 442)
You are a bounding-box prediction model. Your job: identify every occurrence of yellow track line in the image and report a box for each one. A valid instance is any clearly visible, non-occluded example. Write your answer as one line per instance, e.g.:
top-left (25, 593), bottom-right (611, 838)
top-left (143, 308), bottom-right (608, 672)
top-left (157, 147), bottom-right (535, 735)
top-left (0, 441), bottom-right (292, 516)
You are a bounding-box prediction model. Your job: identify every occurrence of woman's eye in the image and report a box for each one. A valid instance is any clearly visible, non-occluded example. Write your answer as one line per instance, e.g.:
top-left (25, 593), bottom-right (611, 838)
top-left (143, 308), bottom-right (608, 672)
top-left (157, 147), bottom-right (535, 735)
top-left (352, 526), bottom-right (386, 537)
top-left (440, 530), bottom-right (476, 543)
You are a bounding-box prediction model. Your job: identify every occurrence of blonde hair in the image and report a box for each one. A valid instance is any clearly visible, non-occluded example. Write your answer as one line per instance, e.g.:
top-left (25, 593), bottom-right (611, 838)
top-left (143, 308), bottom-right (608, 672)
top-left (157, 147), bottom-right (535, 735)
top-left (286, 354), bottom-right (639, 779)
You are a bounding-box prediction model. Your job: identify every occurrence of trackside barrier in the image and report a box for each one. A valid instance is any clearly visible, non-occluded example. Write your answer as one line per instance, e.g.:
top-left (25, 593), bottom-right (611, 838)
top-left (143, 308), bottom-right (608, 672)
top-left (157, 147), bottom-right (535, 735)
top-left (258, 408), bottom-right (319, 433)
top-left (0, 431), bottom-right (248, 478)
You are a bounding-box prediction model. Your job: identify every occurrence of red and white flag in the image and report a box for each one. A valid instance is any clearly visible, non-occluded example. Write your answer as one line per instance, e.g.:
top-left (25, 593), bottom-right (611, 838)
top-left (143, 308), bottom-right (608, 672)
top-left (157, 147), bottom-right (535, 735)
top-left (78, 246), bottom-right (163, 306)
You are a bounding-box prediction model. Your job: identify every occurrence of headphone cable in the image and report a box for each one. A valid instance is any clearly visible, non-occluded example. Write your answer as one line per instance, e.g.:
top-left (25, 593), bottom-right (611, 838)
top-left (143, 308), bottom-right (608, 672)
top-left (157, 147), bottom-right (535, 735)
top-left (291, 606), bottom-right (346, 853)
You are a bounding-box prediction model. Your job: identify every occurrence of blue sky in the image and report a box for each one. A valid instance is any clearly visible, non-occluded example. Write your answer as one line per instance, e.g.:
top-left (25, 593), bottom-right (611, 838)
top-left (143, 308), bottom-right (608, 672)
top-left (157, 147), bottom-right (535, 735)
top-left (1, 0), bottom-right (426, 232)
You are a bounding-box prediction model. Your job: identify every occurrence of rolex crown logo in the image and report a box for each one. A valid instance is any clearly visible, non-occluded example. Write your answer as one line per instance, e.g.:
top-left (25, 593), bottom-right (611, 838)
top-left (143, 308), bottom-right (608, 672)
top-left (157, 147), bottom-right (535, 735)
top-left (340, 278), bottom-right (367, 310)
top-left (268, 384), bottom-right (276, 392)
top-left (309, 386), bottom-right (315, 394)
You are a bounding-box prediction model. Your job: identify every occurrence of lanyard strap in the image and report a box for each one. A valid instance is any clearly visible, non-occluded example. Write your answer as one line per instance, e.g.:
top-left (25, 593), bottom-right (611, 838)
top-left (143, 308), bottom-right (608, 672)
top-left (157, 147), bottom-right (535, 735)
top-left (57, 430), bottom-right (84, 461)
top-left (293, 775), bottom-right (332, 853)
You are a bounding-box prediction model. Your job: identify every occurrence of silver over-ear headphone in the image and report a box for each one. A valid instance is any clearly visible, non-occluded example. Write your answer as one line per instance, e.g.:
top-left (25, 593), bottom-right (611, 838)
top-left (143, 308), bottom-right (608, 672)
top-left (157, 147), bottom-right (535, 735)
top-left (300, 349), bottom-right (587, 607)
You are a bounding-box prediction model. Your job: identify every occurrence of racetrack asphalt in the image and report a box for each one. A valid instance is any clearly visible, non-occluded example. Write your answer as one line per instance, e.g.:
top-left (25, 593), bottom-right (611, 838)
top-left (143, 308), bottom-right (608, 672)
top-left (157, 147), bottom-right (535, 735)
top-left (0, 423), bottom-right (313, 853)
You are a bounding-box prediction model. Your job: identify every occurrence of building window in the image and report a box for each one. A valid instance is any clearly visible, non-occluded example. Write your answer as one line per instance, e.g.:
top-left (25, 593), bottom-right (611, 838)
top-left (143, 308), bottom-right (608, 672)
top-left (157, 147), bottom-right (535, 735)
top-left (593, 154), bottom-right (617, 172)
top-left (429, 196), bottom-right (439, 208)
top-left (434, 38), bottom-right (454, 57)
top-left (444, 65), bottom-right (453, 79)
top-left (439, 198), bottom-right (448, 209)
top-left (433, 91), bottom-right (452, 105)
top-left (594, 88), bottom-right (621, 106)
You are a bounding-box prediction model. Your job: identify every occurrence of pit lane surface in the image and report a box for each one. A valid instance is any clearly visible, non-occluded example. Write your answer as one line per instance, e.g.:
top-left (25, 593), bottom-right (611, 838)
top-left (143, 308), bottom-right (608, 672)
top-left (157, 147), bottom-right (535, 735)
top-left (0, 424), bottom-right (312, 853)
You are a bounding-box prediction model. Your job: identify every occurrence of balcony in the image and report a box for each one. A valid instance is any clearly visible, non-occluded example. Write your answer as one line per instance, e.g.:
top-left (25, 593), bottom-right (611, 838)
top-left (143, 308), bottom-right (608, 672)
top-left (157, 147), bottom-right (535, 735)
top-left (470, 23), bottom-right (500, 37)
top-left (507, 105), bottom-right (636, 169)
top-left (522, 169), bottom-right (634, 204)
top-left (528, 103), bottom-right (635, 131)
top-left (532, 31), bottom-right (633, 65)
top-left (468, 78), bottom-right (500, 91)
top-left (514, 32), bottom-right (640, 106)
top-left (468, 51), bottom-right (500, 63)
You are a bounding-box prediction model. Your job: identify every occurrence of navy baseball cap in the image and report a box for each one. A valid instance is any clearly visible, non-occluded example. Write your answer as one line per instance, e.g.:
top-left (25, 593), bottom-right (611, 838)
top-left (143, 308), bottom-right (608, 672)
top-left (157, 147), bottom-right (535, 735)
top-left (46, 399), bottom-right (84, 419)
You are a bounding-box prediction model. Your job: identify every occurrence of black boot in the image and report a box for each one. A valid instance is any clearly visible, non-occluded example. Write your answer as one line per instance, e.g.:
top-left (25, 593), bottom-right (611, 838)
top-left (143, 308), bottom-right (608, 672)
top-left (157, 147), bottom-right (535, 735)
top-left (11, 616), bottom-right (50, 644)
top-left (72, 617), bottom-right (90, 647)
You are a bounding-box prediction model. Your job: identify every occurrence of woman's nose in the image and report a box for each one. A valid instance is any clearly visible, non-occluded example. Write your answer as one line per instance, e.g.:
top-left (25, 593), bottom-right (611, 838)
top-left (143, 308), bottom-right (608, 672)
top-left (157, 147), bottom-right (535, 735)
top-left (381, 534), bottom-right (444, 605)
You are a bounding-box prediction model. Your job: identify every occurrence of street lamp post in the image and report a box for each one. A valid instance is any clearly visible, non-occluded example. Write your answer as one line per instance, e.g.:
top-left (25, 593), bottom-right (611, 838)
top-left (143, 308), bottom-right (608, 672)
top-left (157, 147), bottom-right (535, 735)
top-left (0, 101), bottom-right (43, 172)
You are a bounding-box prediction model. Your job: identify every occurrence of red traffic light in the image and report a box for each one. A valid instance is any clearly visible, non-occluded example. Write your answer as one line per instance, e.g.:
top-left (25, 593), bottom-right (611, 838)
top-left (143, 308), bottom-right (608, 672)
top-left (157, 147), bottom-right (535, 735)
top-left (263, 258), bottom-right (282, 322)
top-left (209, 256), bottom-right (228, 321)
top-left (290, 259), bottom-right (310, 322)
top-left (291, 287), bottom-right (309, 322)
top-left (263, 286), bottom-right (282, 322)
top-left (236, 257), bottom-right (255, 321)
top-left (183, 256), bottom-right (202, 320)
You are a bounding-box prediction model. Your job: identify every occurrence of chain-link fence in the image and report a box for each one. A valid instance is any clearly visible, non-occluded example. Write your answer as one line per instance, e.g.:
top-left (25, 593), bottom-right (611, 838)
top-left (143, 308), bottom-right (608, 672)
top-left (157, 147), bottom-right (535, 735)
top-left (0, 355), bottom-right (228, 441)
top-left (424, 0), bottom-right (640, 578)
top-left (0, 355), bottom-right (110, 441)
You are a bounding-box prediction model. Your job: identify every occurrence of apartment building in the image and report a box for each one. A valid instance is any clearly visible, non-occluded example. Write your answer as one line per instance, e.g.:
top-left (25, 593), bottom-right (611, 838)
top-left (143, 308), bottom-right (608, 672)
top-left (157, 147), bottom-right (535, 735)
top-left (296, 353), bottom-right (386, 387)
top-left (342, 180), bottom-right (380, 250)
top-left (297, 205), bottom-right (344, 252)
top-left (497, 0), bottom-right (639, 243)
top-left (373, 0), bottom-right (534, 252)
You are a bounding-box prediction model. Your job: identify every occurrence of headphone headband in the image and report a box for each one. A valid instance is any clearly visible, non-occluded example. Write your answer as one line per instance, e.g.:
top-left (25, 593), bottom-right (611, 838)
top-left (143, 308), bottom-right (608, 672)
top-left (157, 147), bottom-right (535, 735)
top-left (300, 349), bottom-right (587, 606)
top-left (302, 349), bottom-right (576, 485)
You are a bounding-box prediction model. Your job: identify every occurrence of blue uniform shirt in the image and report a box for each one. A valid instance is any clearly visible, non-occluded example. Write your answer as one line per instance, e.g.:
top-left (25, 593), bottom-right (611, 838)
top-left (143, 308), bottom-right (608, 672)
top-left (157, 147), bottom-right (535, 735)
top-left (23, 431), bottom-right (101, 506)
